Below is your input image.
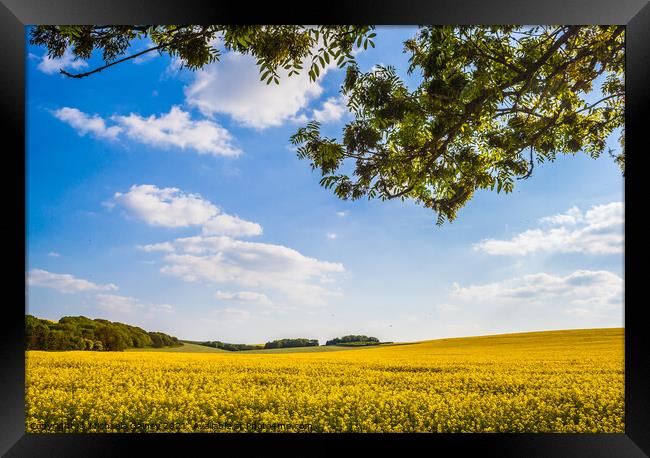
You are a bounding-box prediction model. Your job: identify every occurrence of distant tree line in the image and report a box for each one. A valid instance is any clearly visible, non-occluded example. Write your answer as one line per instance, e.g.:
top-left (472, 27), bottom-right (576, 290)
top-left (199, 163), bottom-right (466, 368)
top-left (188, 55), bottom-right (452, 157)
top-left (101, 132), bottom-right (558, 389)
top-left (191, 338), bottom-right (320, 351)
top-left (25, 315), bottom-right (182, 351)
top-left (194, 336), bottom-right (384, 351)
top-left (192, 340), bottom-right (264, 352)
top-left (264, 338), bottom-right (319, 349)
top-left (325, 335), bottom-right (380, 346)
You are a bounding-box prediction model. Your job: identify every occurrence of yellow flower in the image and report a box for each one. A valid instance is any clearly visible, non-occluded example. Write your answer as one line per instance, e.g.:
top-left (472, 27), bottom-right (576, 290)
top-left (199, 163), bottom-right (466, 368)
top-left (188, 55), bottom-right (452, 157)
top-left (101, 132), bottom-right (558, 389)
top-left (25, 328), bottom-right (624, 433)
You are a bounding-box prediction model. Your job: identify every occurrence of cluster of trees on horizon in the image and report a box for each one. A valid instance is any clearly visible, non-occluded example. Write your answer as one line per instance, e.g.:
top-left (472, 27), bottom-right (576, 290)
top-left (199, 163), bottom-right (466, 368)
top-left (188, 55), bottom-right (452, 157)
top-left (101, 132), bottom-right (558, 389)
top-left (192, 338), bottom-right (320, 351)
top-left (264, 338), bottom-right (319, 349)
top-left (192, 336), bottom-right (386, 351)
top-left (25, 315), bottom-right (182, 351)
top-left (25, 313), bottom-right (388, 352)
top-left (325, 335), bottom-right (381, 346)
top-left (189, 340), bottom-right (264, 352)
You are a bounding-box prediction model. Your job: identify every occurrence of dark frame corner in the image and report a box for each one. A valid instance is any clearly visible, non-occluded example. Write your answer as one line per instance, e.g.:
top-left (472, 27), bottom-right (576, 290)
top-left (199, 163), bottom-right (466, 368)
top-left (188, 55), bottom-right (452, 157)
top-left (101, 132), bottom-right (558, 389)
top-left (2, 0), bottom-right (648, 456)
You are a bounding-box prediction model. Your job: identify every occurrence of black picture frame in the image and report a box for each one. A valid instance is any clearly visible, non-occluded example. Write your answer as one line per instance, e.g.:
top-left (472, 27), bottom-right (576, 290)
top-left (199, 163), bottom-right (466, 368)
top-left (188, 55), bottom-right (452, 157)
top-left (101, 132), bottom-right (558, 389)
top-left (2, 1), bottom-right (648, 456)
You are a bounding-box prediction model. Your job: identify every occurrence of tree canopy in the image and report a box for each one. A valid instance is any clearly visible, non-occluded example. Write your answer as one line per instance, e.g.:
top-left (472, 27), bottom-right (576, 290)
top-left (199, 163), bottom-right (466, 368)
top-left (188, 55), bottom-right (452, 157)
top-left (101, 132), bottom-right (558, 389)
top-left (30, 25), bottom-right (624, 224)
top-left (29, 25), bottom-right (374, 83)
top-left (292, 26), bottom-right (624, 223)
top-left (26, 315), bottom-right (182, 351)
top-left (191, 340), bottom-right (265, 351)
top-left (264, 338), bottom-right (319, 349)
top-left (325, 335), bottom-right (380, 346)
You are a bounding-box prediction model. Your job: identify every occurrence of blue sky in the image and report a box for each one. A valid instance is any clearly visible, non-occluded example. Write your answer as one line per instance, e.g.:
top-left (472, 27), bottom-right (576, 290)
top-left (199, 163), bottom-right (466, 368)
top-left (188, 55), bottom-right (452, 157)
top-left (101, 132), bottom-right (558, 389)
top-left (26, 26), bottom-right (624, 344)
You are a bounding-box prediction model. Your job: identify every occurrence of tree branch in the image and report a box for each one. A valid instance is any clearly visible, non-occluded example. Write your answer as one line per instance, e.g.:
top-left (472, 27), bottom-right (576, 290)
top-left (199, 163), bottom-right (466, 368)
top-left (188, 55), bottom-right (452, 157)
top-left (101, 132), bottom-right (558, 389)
top-left (576, 92), bottom-right (625, 113)
top-left (59, 27), bottom-right (209, 79)
top-left (515, 110), bottom-right (562, 180)
top-left (517, 146), bottom-right (535, 180)
top-left (59, 44), bottom-right (167, 78)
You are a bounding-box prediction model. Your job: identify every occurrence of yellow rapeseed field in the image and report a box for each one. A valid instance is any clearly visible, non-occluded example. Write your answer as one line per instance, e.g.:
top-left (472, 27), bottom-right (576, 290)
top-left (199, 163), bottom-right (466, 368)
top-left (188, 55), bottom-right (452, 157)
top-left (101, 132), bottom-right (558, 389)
top-left (25, 328), bottom-right (624, 433)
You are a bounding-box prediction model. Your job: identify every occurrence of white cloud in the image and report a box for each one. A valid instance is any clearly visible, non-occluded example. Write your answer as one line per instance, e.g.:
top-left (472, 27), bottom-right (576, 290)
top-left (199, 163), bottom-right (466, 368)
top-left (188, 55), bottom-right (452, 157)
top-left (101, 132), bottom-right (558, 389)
top-left (53, 107), bottom-right (122, 140)
top-left (163, 56), bottom-right (186, 78)
top-left (582, 202), bottom-right (625, 231)
top-left (112, 185), bottom-right (262, 237)
top-left (201, 214), bottom-right (262, 237)
top-left (157, 235), bottom-right (344, 306)
top-left (214, 290), bottom-right (273, 306)
top-left (325, 233), bottom-right (338, 240)
top-left (115, 183), bottom-right (345, 307)
top-left (450, 270), bottom-right (622, 310)
top-left (47, 252), bottom-right (60, 257)
top-left (27, 269), bottom-right (118, 294)
top-left (137, 242), bottom-right (175, 253)
top-left (312, 96), bottom-right (349, 123)
top-left (96, 294), bottom-right (174, 315)
top-left (184, 51), bottom-right (331, 129)
top-left (112, 185), bottom-right (219, 228)
top-left (539, 206), bottom-right (583, 226)
top-left (474, 202), bottom-right (623, 256)
top-left (53, 106), bottom-right (240, 157)
top-left (336, 211), bottom-right (349, 218)
top-left (36, 49), bottom-right (88, 75)
top-left (113, 106), bottom-right (241, 157)
top-left (96, 294), bottom-right (144, 313)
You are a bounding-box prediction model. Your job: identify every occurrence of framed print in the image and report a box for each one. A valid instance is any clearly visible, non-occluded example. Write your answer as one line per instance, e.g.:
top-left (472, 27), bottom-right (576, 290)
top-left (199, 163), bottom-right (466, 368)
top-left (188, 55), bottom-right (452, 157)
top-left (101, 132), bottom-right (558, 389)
top-left (1, 0), bottom-right (649, 456)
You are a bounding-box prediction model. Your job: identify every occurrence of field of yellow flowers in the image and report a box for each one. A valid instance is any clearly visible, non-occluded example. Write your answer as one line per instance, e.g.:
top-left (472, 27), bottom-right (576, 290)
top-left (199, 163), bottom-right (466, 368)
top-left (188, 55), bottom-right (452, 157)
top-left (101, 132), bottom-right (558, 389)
top-left (25, 328), bottom-right (624, 433)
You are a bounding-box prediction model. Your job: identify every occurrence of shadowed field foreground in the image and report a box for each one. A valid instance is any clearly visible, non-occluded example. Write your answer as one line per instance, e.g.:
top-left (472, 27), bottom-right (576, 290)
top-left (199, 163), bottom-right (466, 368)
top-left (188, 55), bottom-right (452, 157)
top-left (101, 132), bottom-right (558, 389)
top-left (25, 328), bottom-right (624, 433)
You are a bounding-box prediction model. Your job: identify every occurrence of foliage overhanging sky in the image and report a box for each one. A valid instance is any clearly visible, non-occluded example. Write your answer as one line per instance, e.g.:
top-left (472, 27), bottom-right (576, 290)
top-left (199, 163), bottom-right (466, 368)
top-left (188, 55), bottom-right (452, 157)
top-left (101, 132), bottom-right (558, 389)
top-left (26, 26), bottom-right (623, 343)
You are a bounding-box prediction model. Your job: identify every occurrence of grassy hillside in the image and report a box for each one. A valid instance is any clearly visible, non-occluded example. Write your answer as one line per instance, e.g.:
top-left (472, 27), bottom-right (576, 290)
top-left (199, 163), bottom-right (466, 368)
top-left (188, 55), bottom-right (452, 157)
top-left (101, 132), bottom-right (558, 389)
top-left (412, 328), bottom-right (623, 354)
top-left (243, 343), bottom-right (402, 354)
top-left (124, 328), bottom-right (622, 354)
top-left (125, 342), bottom-right (226, 353)
top-left (134, 341), bottom-right (407, 354)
